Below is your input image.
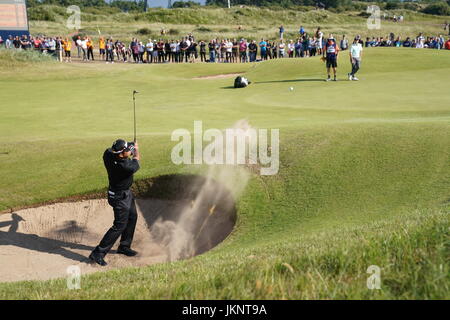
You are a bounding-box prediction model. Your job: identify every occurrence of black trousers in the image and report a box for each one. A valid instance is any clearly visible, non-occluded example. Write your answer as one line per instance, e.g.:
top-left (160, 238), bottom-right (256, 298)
top-left (158, 51), bottom-right (164, 63)
top-left (93, 189), bottom-right (137, 257)
top-left (226, 52), bottom-right (232, 62)
top-left (87, 47), bottom-right (94, 60)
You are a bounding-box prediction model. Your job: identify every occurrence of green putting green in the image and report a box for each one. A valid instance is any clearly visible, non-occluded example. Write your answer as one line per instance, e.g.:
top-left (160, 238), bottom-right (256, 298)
top-left (0, 47), bottom-right (449, 299)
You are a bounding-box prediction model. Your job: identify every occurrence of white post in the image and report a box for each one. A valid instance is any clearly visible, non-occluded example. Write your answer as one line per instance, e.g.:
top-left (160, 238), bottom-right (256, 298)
top-left (228, 0), bottom-right (231, 9)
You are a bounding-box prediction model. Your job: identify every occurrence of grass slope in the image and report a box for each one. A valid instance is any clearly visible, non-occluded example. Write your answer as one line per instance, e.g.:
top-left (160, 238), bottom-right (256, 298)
top-left (28, 6), bottom-right (450, 41)
top-left (0, 48), bottom-right (449, 298)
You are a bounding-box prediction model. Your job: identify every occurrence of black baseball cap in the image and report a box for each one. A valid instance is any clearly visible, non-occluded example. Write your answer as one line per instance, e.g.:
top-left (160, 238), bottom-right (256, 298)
top-left (111, 139), bottom-right (132, 154)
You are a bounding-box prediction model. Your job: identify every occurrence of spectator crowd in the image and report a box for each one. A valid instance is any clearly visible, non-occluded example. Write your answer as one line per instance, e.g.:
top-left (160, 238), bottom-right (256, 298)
top-left (1, 26), bottom-right (449, 64)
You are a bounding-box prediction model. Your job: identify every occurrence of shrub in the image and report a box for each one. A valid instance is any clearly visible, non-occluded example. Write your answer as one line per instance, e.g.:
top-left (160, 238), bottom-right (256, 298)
top-left (27, 6), bottom-right (58, 22)
top-left (196, 26), bottom-right (213, 32)
top-left (172, 1), bottom-right (201, 8)
top-left (358, 11), bottom-right (371, 18)
top-left (351, 2), bottom-right (367, 11)
top-left (403, 2), bottom-right (421, 11)
top-left (327, 6), bottom-right (344, 13)
top-left (421, 2), bottom-right (450, 16)
top-left (385, 1), bottom-right (400, 10)
top-left (137, 27), bottom-right (152, 35)
top-left (83, 6), bottom-right (121, 15)
top-left (320, 0), bottom-right (352, 9)
top-left (168, 29), bottom-right (180, 35)
top-left (234, 9), bottom-right (246, 15)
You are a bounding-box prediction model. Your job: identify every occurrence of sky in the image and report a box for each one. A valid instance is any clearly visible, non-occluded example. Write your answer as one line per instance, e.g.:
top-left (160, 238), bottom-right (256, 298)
top-left (148, 0), bottom-right (206, 8)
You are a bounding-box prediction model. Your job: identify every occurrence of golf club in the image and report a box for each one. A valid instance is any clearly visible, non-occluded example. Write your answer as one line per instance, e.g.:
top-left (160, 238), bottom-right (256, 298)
top-left (132, 90), bottom-right (139, 142)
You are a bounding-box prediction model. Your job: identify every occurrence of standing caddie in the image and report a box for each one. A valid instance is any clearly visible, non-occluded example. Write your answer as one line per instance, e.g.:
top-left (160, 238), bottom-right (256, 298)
top-left (323, 34), bottom-right (340, 81)
top-left (89, 139), bottom-right (141, 266)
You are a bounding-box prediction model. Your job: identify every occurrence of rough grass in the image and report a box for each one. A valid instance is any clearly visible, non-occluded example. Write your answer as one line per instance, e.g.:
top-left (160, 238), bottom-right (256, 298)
top-left (28, 5), bottom-right (450, 42)
top-left (0, 48), bottom-right (55, 68)
top-left (0, 208), bottom-right (447, 299)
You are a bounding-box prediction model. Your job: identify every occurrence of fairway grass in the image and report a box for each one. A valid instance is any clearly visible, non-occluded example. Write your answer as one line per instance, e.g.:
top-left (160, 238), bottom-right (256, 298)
top-left (0, 47), bottom-right (449, 299)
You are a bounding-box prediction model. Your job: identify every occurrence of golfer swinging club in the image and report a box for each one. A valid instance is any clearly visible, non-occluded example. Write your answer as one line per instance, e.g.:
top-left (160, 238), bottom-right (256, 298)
top-left (89, 139), bottom-right (141, 266)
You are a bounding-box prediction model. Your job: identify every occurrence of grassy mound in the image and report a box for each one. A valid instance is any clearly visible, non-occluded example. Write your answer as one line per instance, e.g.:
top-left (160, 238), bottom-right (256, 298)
top-left (27, 5), bottom-right (450, 41)
top-left (0, 48), bottom-right (55, 68)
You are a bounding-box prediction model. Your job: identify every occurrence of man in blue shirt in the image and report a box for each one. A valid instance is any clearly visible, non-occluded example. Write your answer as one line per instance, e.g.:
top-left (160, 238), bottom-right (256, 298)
top-left (299, 26), bottom-right (305, 36)
top-left (259, 39), bottom-right (268, 60)
top-left (295, 39), bottom-right (302, 57)
top-left (279, 25), bottom-right (285, 40)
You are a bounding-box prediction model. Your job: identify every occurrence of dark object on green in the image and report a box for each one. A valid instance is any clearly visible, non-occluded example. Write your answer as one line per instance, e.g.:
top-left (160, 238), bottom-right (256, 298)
top-left (234, 76), bottom-right (251, 88)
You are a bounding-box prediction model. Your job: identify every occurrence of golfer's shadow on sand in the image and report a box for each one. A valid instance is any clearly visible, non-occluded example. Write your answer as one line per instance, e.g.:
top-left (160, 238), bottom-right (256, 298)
top-left (0, 213), bottom-right (94, 263)
top-left (0, 174), bottom-right (238, 265)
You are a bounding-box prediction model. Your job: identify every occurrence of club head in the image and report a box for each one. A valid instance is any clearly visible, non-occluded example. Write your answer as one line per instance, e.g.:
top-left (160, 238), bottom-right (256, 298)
top-left (133, 90), bottom-right (139, 94)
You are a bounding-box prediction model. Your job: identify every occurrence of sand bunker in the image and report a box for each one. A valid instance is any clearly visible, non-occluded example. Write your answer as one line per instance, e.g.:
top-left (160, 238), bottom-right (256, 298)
top-left (0, 174), bottom-right (237, 283)
top-left (193, 73), bottom-right (243, 80)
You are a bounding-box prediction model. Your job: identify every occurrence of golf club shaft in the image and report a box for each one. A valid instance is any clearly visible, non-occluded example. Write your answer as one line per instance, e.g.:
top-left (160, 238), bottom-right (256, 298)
top-left (133, 91), bottom-right (136, 142)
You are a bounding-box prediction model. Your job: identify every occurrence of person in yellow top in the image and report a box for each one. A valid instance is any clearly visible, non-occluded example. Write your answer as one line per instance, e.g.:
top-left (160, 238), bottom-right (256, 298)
top-left (63, 38), bottom-right (72, 62)
top-left (87, 37), bottom-right (94, 61)
top-left (99, 37), bottom-right (106, 60)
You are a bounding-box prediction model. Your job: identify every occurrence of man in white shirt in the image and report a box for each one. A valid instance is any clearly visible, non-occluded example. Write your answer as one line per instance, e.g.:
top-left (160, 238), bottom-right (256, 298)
top-left (5, 36), bottom-right (13, 49)
top-left (416, 33), bottom-right (425, 48)
top-left (76, 36), bottom-right (82, 58)
top-left (340, 35), bottom-right (348, 50)
top-left (152, 39), bottom-right (158, 62)
top-left (47, 38), bottom-right (56, 57)
top-left (226, 39), bottom-right (233, 62)
top-left (348, 37), bottom-right (363, 81)
top-left (416, 40), bottom-right (424, 49)
top-left (80, 37), bottom-right (88, 61)
top-left (170, 40), bottom-right (177, 62)
top-left (146, 40), bottom-right (153, 63)
top-left (287, 40), bottom-right (295, 58)
top-left (278, 40), bottom-right (285, 57)
top-left (316, 27), bottom-right (324, 55)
